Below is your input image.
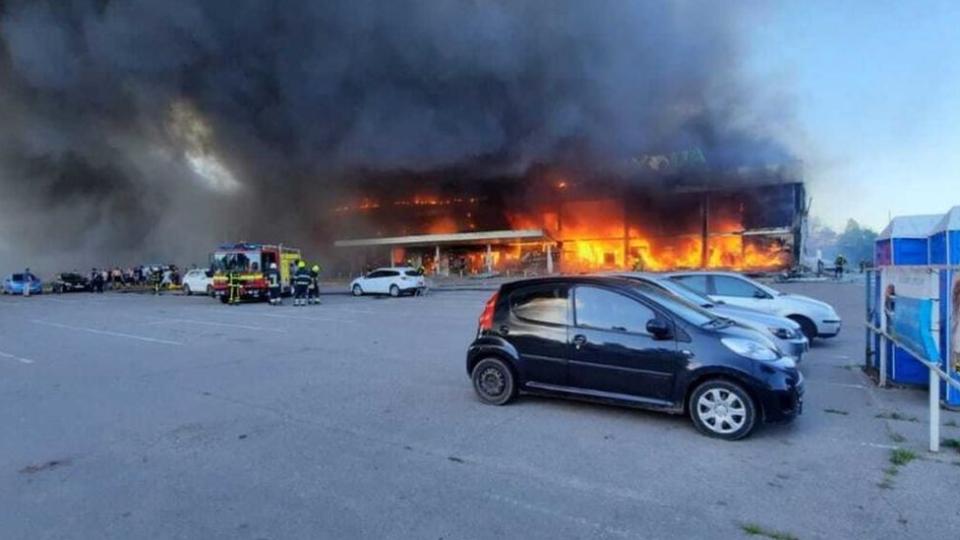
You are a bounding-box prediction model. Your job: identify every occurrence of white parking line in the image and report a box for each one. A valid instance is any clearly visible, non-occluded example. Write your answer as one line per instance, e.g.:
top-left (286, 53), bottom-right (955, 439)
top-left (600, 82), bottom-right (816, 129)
top-left (31, 320), bottom-right (183, 346)
top-left (146, 317), bottom-right (287, 333)
top-left (0, 350), bottom-right (34, 364)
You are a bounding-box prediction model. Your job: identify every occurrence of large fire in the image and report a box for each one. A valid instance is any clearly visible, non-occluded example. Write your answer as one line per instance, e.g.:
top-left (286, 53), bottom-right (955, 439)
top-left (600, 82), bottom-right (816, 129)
top-left (332, 183), bottom-right (796, 275)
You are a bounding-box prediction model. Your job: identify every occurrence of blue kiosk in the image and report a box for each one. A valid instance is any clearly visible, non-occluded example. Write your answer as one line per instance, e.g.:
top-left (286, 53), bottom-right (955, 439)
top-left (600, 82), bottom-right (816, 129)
top-left (873, 215), bottom-right (941, 385)
top-left (929, 206), bottom-right (960, 406)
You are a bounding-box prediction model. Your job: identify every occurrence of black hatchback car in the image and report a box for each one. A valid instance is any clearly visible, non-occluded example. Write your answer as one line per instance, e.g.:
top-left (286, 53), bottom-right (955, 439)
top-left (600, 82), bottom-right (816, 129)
top-left (51, 272), bottom-right (91, 293)
top-left (466, 277), bottom-right (803, 440)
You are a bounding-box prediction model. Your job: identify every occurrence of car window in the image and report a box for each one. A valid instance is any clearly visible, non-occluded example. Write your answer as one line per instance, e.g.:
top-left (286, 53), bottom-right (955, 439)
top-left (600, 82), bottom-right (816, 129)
top-left (367, 271), bottom-right (387, 278)
top-left (671, 274), bottom-right (709, 294)
top-left (574, 286), bottom-right (655, 334)
top-left (12, 273), bottom-right (24, 281)
top-left (510, 286), bottom-right (569, 326)
top-left (713, 276), bottom-right (763, 298)
top-left (383, 270), bottom-right (400, 277)
top-left (404, 270), bottom-right (421, 277)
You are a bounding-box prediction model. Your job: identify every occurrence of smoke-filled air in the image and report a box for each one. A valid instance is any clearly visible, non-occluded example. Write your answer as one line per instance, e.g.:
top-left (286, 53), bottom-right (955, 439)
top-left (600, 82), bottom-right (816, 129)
top-left (0, 0), bottom-right (794, 274)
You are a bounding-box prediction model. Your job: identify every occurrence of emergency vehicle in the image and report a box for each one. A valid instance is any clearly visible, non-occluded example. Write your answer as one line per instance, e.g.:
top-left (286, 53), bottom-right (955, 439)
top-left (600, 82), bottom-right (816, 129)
top-left (210, 243), bottom-right (302, 303)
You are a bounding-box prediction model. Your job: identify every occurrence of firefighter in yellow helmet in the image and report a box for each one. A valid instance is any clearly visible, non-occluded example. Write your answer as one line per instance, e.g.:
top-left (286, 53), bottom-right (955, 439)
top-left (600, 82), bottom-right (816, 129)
top-left (309, 264), bottom-right (322, 305)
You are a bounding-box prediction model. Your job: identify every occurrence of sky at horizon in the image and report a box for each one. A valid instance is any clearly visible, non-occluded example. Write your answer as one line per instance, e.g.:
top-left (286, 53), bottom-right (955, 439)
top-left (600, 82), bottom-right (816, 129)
top-left (747, 0), bottom-right (960, 232)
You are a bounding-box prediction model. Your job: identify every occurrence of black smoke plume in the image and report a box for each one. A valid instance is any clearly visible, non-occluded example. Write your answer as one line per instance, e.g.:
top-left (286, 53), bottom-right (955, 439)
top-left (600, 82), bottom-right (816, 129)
top-left (0, 0), bottom-right (793, 274)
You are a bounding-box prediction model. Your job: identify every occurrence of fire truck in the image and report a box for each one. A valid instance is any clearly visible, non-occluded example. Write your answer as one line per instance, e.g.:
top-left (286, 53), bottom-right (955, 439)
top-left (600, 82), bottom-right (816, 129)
top-left (210, 243), bottom-right (302, 303)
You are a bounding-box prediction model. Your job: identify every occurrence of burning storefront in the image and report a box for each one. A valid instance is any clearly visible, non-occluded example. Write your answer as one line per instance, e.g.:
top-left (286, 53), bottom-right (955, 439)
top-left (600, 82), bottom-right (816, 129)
top-left (330, 163), bottom-right (807, 276)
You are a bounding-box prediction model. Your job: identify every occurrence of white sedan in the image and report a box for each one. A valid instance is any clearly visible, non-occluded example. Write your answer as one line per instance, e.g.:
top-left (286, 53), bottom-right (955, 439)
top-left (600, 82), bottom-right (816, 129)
top-left (666, 271), bottom-right (841, 340)
top-left (182, 268), bottom-right (214, 296)
top-left (351, 267), bottom-right (425, 297)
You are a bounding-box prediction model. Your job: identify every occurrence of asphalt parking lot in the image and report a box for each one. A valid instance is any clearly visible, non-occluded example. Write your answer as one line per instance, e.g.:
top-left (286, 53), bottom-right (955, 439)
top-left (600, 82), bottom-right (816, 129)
top-left (2, 280), bottom-right (959, 539)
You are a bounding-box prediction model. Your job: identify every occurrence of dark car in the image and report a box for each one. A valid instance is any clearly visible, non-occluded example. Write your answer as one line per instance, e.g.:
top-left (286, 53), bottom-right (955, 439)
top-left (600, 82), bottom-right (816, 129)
top-left (466, 277), bottom-right (803, 440)
top-left (52, 272), bottom-right (91, 293)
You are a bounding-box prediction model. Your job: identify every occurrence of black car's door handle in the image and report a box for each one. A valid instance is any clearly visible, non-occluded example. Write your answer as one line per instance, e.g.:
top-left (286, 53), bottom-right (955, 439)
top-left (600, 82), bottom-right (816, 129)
top-left (572, 334), bottom-right (587, 350)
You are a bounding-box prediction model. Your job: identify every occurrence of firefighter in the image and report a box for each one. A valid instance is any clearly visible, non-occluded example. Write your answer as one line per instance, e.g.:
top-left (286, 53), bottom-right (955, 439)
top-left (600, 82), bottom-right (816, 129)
top-left (228, 271), bottom-right (242, 304)
top-left (293, 260), bottom-right (311, 306)
top-left (266, 262), bottom-right (282, 305)
top-left (834, 254), bottom-right (847, 280)
top-left (309, 264), bottom-right (321, 305)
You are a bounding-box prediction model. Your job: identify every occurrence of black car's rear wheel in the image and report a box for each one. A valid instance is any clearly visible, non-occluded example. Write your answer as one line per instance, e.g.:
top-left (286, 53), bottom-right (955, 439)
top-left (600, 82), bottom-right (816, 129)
top-left (689, 380), bottom-right (757, 440)
top-left (471, 358), bottom-right (517, 406)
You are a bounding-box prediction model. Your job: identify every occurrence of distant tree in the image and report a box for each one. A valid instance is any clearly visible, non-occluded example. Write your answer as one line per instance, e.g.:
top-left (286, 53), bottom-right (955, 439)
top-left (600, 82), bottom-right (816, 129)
top-left (835, 219), bottom-right (878, 265)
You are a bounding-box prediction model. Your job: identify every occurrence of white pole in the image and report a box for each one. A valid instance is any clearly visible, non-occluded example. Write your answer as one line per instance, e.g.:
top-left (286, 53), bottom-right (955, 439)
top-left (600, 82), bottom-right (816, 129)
top-left (546, 243), bottom-right (554, 274)
top-left (930, 368), bottom-right (941, 452)
top-left (486, 244), bottom-right (493, 274)
top-left (435, 245), bottom-right (440, 275)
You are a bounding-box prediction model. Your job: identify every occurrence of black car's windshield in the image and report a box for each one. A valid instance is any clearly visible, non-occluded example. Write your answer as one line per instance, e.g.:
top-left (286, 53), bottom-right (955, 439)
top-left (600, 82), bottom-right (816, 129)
top-left (630, 284), bottom-right (719, 326)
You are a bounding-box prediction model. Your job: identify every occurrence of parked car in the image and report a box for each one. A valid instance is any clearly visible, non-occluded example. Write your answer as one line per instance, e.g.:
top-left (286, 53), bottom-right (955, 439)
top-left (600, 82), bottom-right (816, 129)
top-left (612, 272), bottom-right (809, 362)
top-left (466, 276), bottom-right (803, 440)
top-left (51, 272), bottom-right (91, 293)
top-left (2, 273), bottom-right (43, 295)
top-left (181, 268), bottom-right (214, 296)
top-left (666, 271), bottom-right (841, 340)
top-left (350, 267), bottom-right (425, 297)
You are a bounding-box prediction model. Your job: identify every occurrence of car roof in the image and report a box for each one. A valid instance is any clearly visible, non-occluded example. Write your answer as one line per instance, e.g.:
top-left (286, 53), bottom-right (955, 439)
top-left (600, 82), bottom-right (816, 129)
top-left (500, 275), bottom-right (644, 293)
top-left (664, 270), bottom-right (744, 278)
top-left (372, 267), bottom-right (416, 271)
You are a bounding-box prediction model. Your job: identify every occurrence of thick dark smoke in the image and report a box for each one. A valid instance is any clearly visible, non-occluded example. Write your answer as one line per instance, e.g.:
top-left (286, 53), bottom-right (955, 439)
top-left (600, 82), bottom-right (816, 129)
top-left (0, 0), bottom-right (793, 274)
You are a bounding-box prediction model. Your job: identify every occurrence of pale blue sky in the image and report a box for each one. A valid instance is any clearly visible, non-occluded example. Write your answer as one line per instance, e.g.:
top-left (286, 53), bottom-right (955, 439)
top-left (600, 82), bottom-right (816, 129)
top-left (747, 0), bottom-right (960, 230)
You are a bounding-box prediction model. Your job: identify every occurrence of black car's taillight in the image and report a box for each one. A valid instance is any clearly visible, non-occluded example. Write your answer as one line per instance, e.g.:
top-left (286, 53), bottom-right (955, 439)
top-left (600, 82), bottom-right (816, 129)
top-left (478, 292), bottom-right (499, 332)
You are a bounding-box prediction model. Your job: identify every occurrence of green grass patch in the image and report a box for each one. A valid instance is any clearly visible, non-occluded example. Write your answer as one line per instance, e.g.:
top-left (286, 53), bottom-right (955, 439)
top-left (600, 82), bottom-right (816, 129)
top-left (823, 408), bottom-right (849, 415)
top-left (890, 448), bottom-right (918, 467)
top-left (739, 522), bottom-right (798, 540)
top-left (875, 411), bottom-right (919, 423)
top-left (942, 438), bottom-right (960, 454)
top-left (883, 466), bottom-right (899, 476)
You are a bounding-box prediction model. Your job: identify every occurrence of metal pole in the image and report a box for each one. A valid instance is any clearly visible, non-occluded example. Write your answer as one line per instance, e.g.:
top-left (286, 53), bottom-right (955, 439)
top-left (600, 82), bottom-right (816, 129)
top-left (879, 335), bottom-right (888, 388)
top-left (546, 243), bottom-right (554, 274)
top-left (930, 368), bottom-right (941, 452)
top-left (435, 245), bottom-right (440, 275)
top-left (486, 244), bottom-right (493, 274)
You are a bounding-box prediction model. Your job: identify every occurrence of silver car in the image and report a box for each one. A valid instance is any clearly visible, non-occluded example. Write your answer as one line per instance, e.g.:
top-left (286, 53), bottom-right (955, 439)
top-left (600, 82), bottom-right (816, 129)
top-left (614, 273), bottom-right (809, 362)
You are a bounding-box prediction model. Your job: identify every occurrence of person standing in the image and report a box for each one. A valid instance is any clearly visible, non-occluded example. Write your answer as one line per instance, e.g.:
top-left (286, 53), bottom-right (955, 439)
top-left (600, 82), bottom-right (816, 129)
top-left (308, 264), bottom-right (321, 305)
top-left (266, 263), bottom-right (282, 306)
top-left (92, 268), bottom-right (105, 293)
top-left (834, 254), bottom-right (846, 280)
top-left (293, 261), bottom-right (311, 306)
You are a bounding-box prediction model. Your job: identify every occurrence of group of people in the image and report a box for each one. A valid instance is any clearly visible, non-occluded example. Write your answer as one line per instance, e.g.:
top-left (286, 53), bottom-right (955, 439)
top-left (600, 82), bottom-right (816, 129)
top-left (87, 265), bottom-right (180, 293)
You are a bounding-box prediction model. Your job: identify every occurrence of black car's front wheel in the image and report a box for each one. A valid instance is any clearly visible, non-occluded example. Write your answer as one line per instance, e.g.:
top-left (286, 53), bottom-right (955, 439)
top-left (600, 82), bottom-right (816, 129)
top-left (471, 358), bottom-right (517, 406)
top-left (689, 380), bottom-right (757, 440)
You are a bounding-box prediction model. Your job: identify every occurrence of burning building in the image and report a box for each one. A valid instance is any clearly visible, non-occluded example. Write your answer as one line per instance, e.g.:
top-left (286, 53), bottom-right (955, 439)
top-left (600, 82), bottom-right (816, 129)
top-left (331, 162), bottom-right (807, 276)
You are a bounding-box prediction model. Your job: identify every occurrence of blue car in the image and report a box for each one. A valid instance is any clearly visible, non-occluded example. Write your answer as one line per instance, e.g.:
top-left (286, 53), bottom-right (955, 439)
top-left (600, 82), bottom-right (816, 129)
top-left (2, 273), bottom-right (43, 295)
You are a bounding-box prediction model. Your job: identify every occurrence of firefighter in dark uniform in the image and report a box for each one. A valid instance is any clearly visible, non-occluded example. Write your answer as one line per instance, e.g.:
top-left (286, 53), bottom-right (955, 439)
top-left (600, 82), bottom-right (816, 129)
top-left (266, 262), bottom-right (282, 305)
top-left (309, 264), bottom-right (321, 305)
top-left (293, 261), bottom-right (311, 306)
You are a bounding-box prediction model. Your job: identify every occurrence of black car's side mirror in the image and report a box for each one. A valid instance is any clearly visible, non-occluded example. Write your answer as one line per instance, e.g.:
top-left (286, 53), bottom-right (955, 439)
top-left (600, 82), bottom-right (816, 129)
top-left (646, 318), bottom-right (673, 340)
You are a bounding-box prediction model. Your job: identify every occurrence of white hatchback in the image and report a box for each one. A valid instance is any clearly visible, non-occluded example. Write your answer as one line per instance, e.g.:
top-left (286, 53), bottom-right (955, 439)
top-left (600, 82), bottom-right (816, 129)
top-left (666, 271), bottom-right (842, 340)
top-left (182, 268), bottom-right (214, 296)
top-left (351, 267), bottom-right (425, 297)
